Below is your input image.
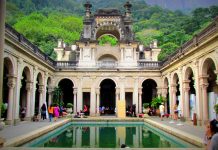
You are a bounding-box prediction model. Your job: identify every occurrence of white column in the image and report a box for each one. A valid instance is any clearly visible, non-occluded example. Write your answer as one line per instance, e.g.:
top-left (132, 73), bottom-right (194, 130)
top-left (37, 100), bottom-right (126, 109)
top-left (138, 89), bottom-right (142, 113)
top-left (116, 88), bottom-right (120, 116)
top-left (183, 80), bottom-right (190, 118)
top-left (47, 87), bottom-right (53, 106)
top-left (25, 81), bottom-right (33, 119)
top-left (77, 78), bottom-right (83, 112)
top-left (133, 77), bottom-right (139, 113)
top-left (6, 76), bottom-right (16, 124)
top-left (73, 88), bottom-right (77, 114)
top-left (31, 67), bottom-right (37, 116)
top-left (38, 84), bottom-right (44, 112)
top-left (15, 58), bottom-right (23, 122)
top-left (170, 84), bottom-right (177, 115)
top-left (121, 48), bottom-right (124, 62)
top-left (90, 84), bottom-right (96, 116)
top-left (120, 77), bottom-right (125, 101)
top-left (0, 0), bottom-right (6, 118)
top-left (96, 88), bottom-right (100, 114)
top-left (200, 76), bottom-right (209, 123)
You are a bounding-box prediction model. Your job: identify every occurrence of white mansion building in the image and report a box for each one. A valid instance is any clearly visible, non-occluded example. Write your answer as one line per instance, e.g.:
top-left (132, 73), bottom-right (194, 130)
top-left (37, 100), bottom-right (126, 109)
top-left (2, 2), bottom-right (218, 125)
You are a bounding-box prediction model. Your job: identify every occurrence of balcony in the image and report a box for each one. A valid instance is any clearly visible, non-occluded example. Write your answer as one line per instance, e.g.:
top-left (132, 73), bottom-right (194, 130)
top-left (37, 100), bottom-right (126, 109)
top-left (138, 61), bottom-right (161, 69)
top-left (55, 61), bottom-right (78, 69)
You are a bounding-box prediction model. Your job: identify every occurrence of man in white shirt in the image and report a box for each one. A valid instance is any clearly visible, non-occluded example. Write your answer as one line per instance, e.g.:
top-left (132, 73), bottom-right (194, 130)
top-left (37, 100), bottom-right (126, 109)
top-left (159, 103), bottom-right (165, 121)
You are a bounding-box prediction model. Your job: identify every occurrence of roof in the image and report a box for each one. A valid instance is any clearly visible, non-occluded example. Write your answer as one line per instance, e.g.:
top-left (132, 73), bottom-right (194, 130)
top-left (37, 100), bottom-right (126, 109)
top-left (95, 8), bottom-right (121, 16)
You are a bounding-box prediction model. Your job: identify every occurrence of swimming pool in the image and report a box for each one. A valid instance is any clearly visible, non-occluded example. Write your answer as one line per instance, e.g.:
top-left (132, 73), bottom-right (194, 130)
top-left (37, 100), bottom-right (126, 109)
top-left (21, 122), bottom-right (197, 148)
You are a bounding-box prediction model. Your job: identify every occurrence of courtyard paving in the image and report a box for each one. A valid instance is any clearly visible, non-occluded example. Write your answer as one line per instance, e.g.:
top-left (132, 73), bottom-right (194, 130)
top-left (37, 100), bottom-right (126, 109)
top-left (0, 116), bottom-right (205, 150)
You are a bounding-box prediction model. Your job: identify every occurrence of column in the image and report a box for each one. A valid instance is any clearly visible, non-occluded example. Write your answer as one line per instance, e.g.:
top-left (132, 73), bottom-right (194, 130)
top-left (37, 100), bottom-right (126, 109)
top-left (77, 78), bottom-right (83, 111)
top-left (116, 87), bottom-right (120, 116)
top-left (120, 77), bottom-right (125, 101)
top-left (0, 0), bottom-right (6, 118)
top-left (25, 81), bottom-right (33, 119)
top-left (121, 48), bottom-right (124, 62)
top-left (38, 84), bottom-right (44, 112)
top-left (133, 77), bottom-right (139, 113)
top-left (14, 58), bottom-right (23, 123)
top-left (162, 87), bottom-right (168, 113)
top-left (90, 80), bottom-right (96, 116)
top-left (156, 87), bottom-right (162, 97)
top-left (200, 76), bottom-right (209, 123)
top-left (96, 88), bottom-right (100, 114)
top-left (6, 76), bottom-right (16, 124)
top-left (170, 84), bottom-right (177, 114)
top-left (73, 88), bottom-right (77, 114)
top-left (138, 88), bottom-right (142, 113)
top-left (183, 80), bottom-right (190, 118)
top-left (31, 67), bottom-right (38, 116)
top-left (47, 87), bottom-right (53, 106)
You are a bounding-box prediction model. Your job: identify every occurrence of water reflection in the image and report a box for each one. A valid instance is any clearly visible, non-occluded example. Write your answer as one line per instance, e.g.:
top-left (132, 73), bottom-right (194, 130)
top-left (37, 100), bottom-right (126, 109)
top-left (33, 124), bottom-right (193, 148)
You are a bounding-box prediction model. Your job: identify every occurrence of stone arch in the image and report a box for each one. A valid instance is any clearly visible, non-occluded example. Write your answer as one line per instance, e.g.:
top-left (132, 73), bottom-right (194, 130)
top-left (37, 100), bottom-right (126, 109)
top-left (2, 57), bottom-right (15, 121)
top-left (141, 79), bottom-right (157, 105)
top-left (58, 78), bottom-right (74, 107)
top-left (36, 72), bottom-right (43, 85)
top-left (97, 77), bottom-right (118, 88)
top-left (163, 77), bottom-right (169, 88)
top-left (98, 54), bottom-right (118, 61)
top-left (201, 57), bottom-right (217, 76)
top-left (19, 66), bottom-right (31, 120)
top-left (55, 77), bottom-right (77, 88)
top-left (201, 57), bottom-right (218, 120)
top-left (139, 78), bottom-right (159, 88)
top-left (3, 56), bottom-right (15, 75)
top-left (172, 72), bottom-right (179, 84)
top-left (45, 77), bottom-right (52, 107)
top-left (99, 78), bottom-right (116, 115)
top-left (94, 22), bottom-right (121, 40)
top-left (184, 66), bottom-right (196, 119)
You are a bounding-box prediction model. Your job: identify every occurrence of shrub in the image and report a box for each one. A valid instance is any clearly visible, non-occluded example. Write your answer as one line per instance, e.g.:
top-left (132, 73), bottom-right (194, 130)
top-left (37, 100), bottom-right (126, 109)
top-left (66, 103), bottom-right (73, 108)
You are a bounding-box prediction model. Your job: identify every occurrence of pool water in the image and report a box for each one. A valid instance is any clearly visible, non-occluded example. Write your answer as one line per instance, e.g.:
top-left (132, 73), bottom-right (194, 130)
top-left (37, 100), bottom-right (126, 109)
top-left (21, 122), bottom-right (197, 148)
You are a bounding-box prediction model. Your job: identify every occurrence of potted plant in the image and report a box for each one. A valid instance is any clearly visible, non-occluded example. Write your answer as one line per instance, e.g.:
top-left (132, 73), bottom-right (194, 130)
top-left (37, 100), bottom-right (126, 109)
top-left (142, 103), bottom-right (150, 114)
top-left (150, 96), bottom-right (166, 116)
top-left (214, 104), bottom-right (218, 119)
top-left (0, 102), bottom-right (6, 130)
top-left (66, 103), bottom-right (73, 114)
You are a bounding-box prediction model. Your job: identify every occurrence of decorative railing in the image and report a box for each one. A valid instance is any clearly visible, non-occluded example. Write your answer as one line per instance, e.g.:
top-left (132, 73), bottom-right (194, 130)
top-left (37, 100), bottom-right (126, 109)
top-left (55, 61), bottom-right (78, 68)
top-left (5, 24), bottom-right (56, 67)
top-left (138, 61), bottom-right (161, 69)
top-left (97, 61), bottom-right (118, 68)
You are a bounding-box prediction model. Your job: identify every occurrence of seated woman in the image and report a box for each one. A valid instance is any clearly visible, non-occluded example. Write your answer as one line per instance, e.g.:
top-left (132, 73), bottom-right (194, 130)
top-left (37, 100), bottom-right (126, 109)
top-left (83, 105), bottom-right (89, 116)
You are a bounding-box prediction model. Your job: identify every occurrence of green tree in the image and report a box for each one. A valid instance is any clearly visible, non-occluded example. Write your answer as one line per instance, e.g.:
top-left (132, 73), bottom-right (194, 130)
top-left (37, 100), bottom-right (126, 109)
top-left (158, 42), bottom-right (179, 61)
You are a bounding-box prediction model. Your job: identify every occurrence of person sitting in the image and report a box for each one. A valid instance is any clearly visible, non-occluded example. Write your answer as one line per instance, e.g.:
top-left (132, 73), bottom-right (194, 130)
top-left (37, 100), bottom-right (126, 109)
top-left (83, 105), bottom-right (89, 116)
top-left (32, 113), bottom-right (39, 122)
top-left (74, 112), bottom-right (81, 118)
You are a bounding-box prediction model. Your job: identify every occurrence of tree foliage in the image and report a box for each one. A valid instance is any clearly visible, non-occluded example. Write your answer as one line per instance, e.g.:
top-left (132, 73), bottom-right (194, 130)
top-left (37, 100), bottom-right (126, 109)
top-left (6, 0), bottom-right (218, 60)
top-left (98, 35), bottom-right (118, 46)
top-left (13, 12), bottom-right (83, 59)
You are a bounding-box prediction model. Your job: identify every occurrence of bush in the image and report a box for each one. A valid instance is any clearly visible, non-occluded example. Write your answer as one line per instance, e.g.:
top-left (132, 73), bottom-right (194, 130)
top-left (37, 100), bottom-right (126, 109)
top-left (66, 103), bottom-right (73, 108)
top-left (143, 103), bottom-right (149, 109)
top-left (214, 104), bottom-right (218, 114)
top-left (150, 96), bottom-right (166, 109)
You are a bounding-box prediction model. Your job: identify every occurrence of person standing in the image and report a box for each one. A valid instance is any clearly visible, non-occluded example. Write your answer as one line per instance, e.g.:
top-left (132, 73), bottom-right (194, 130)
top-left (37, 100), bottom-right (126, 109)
top-left (159, 103), bottom-right (165, 121)
top-left (53, 104), bottom-right (60, 121)
top-left (40, 103), bottom-right (47, 120)
top-left (48, 104), bottom-right (54, 122)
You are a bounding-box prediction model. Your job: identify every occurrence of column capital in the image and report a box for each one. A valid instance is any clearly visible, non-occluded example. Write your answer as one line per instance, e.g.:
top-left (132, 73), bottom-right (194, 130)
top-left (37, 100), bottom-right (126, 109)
top-left (7, 76), bottom-right (16, 89)
top-left (115, 87), bottom-right (120, 94)
top-left (26, 81), bottom-right (33, 91)
top-left (183, 80), bottom-right (190, 84)
top-left (38, 84), bottom-right (44, 93)
top-left (96, 87), bottom-right (100, 95)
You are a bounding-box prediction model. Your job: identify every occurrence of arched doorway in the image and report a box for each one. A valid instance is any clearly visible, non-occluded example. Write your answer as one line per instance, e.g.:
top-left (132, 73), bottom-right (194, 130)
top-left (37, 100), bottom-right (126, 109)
top-left (58, 79), bottom-right (74, 107)
top-left (185, 67), bottom-right (196, 119)
top-left (100, 79), bottom-right (116, 115)
top-left (2, 57), bottom-right (14, 121)
top-left (202, 58), bottom-right (217, 120)
top-left (35, 72), bottom-right (43, 115)
top-left (142, 79), bottom-right (157, 109)
top-left (163, 77), bottom-right (170, 114)
top-left (172, 73), bottom-right (180, 115)
top-left (19, 66), bottom-right (31, 120)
